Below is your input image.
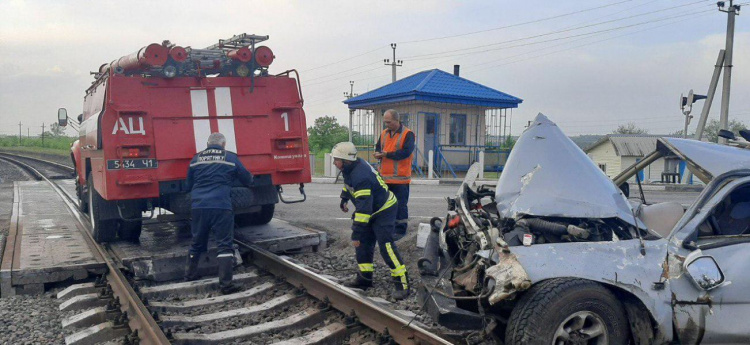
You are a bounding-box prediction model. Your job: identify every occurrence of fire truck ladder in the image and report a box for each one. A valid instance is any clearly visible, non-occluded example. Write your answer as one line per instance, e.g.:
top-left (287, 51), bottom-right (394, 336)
top-left (205, 33), bottom-right (269, 51)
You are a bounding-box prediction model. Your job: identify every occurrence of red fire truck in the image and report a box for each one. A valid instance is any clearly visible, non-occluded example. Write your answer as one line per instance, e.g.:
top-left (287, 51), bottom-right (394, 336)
top-left (58, 34), bottom-right (310, 243)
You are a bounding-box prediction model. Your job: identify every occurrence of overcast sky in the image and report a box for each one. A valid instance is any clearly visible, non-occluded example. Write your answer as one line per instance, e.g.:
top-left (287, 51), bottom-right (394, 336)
top-left (1, 0), bottom-right (748, 138)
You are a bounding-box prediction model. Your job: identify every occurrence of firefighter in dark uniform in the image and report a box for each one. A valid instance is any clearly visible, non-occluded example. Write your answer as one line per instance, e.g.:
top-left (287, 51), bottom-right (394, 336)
top-left (374, 109), bottom-right (415, 241)
top-left (332, 142), bottom-right (410, 300)
top-left (184, 132), bottom-right (253, 294)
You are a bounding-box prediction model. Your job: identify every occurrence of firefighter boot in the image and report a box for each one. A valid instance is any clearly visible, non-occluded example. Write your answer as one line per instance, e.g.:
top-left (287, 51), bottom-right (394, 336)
top-left (217, 256), bottom-right (242, 295)
top-left (183, 253), bottom-right (201, 282)
top-left (392, 272), bottom-right (410, 300)
top-left (343, 271), bottom-right (373, 290)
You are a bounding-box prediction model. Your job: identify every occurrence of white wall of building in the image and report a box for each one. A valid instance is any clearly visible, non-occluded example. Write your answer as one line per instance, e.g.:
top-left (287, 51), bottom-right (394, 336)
top-left (586, 141), bottom-right (621, 178)
top-left (587, 140), bottom-right (669, 183)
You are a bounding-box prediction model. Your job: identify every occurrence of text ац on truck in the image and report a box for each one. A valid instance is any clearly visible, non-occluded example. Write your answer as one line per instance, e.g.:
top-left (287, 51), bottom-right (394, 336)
top-left (57, 33), bottom-right (310, 243)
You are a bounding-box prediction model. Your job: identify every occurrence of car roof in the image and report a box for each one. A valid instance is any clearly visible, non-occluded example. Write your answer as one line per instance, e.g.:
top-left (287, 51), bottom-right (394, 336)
top-left (658, 138), bottom-right (750, 183)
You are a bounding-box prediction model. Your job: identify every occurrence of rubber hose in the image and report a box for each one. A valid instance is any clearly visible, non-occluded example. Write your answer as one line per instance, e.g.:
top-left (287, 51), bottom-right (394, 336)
top-left (419, 226), bottom-right (441, 276)
top-left (522, 218), bottom-right (568, 236)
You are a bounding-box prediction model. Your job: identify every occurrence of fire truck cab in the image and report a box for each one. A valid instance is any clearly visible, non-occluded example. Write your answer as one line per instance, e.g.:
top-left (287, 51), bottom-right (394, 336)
top-left (59, 34), bottom-right (310, 243)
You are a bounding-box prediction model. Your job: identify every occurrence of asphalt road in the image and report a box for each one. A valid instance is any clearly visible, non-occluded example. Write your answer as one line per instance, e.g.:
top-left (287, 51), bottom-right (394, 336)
top-left (275, 182), bottom-right (702, 237)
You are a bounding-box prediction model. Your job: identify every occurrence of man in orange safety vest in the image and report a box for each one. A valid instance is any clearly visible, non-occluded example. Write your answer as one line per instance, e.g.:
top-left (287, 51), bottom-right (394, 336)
top-left (374, 109), bottom-right (415, 241)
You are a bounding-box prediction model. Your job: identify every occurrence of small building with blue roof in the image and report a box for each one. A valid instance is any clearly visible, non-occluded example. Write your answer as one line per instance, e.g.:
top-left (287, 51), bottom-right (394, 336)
top-left (343, 68), bottom-right (522, 176)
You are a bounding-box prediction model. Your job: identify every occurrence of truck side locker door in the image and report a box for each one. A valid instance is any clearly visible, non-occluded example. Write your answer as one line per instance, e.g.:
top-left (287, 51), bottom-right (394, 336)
top-left (669, 176), bottom-right (750, 344)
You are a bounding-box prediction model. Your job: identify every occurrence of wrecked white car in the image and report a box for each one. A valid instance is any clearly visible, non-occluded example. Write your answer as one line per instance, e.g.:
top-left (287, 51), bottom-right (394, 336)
top-left (418, 114), bottom-right (750, 344)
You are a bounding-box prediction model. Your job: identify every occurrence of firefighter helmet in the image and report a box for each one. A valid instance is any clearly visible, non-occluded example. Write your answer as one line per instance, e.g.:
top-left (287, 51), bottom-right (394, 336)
top-left (331, 142), bottom-right (357, 161)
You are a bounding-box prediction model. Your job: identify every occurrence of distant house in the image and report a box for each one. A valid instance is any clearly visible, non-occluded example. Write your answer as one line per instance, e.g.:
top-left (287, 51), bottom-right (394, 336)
top-left (585, 134), bottom-right (685, 183)
top-left (343, 68), bottom-right (522, 177)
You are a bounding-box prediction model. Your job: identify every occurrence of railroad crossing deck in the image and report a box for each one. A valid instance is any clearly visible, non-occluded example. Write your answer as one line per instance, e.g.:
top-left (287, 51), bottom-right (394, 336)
top-left (1, 180), bottom-right (327, 294)
top-left (1, 181), bottom-right (106, 296)
top-left (110, 218), bottom-right (327, 282)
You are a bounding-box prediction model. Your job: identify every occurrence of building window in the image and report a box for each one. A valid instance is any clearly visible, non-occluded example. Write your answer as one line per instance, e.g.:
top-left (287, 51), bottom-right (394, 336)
top-left (401, 113), bottom-right (410, 129)
top-left (450, 114), bottom-right (466, 145)
top-left (598, 163), bottom-right (607, 172)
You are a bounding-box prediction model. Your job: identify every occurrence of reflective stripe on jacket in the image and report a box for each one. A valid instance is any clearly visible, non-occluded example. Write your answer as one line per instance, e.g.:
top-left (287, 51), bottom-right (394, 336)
top-left (340, 158), bottom-right (397, 234)
top-left (378, 125), bottom-right (414, 184)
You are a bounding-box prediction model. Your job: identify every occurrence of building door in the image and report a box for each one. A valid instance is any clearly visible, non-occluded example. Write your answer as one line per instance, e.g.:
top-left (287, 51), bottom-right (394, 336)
top-left (424, 113), bottom-right (439, 157)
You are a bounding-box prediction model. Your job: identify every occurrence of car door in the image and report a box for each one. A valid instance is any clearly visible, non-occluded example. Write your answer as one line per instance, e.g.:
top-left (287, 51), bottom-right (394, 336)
top-left (668, 174), bottom-right (750, 344)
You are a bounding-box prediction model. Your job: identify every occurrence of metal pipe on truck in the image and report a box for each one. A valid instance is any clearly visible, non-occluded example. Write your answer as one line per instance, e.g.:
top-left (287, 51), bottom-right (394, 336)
top-left (228, 47), bottom-right (253, 62)
top-left (112, 43), bottom-right (169, 72)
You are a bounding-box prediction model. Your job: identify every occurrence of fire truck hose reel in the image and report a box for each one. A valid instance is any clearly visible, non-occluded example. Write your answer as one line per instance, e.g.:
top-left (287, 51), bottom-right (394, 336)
top-left (168, 46), bottom-right (187, 62)
top-left (254, 46), bottom-right (274, 67)
top-left (228, 47), bottom-right (253, 62)
top-left (113, 43), bottom-right (169, 73)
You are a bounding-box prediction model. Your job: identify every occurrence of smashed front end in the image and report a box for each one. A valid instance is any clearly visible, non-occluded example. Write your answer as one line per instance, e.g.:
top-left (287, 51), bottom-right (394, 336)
top-left (418, 113), bottom-right (648, 331)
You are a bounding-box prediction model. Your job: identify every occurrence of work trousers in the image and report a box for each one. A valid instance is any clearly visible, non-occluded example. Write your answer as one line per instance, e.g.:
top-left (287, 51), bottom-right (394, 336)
top-left (387, 183), bottom-right (410, 238)
top-left (189, 208), bottom-right (235, 257)
top-left (354, 205), bottom-right (407, 281)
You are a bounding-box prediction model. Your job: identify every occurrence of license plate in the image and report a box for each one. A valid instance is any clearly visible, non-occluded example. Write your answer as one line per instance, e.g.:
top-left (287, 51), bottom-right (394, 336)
top-left (107, 159), bottom-right (158, 170)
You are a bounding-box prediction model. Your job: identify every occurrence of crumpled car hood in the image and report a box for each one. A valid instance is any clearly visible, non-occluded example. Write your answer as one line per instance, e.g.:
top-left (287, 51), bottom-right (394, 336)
top-left (495, 113), bottom-right (639, 226)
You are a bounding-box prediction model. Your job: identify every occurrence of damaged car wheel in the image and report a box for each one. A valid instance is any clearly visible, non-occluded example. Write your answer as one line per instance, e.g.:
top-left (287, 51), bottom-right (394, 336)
top-left (506, 278), bottom-right (629, 345)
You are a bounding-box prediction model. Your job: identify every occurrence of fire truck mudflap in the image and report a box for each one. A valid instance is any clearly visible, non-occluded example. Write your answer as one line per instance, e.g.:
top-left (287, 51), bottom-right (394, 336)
top-left (60, 34), bottom-right (311, 243)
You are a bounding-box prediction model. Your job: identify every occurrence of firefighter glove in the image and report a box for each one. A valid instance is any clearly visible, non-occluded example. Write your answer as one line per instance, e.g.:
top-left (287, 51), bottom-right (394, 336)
top-left (340, 198), bottom-right (349, 213)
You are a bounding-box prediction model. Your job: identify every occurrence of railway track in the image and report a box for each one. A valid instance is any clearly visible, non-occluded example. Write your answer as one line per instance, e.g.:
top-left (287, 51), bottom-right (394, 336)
top-left (0, 152), bottom-right (75, 178)
top-left (0, 152), bottom-right (452, 345)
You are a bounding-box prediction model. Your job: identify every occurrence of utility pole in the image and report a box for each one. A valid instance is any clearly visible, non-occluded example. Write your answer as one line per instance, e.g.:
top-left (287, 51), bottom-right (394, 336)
top-left (344, 81), bottom-right (357, 141)
top-left (718, 0), bottom-right (740, 144)
top-left (693, 50), bottom-right (725, 142)
top-left (384, 43), bottom-right (402, 83)
top-left (41, 123), bottom-right (45, 147)
top-left (18, 122), bottom-right (22, 146)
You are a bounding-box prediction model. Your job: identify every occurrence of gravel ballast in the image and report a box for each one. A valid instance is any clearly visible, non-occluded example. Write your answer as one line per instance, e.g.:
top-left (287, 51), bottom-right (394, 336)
top-left (0, 292), bottom-right (65, 344)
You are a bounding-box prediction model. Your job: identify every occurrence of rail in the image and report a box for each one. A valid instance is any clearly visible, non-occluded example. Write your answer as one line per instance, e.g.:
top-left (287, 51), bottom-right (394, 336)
top-left (238, 241), bottom-right (452, 345)
top-left (0, 154), bottom-right (170, 345)
top-left (6, 151), bottom-right (453, 344)
top-left (0, 151), bottom-right (74, 173)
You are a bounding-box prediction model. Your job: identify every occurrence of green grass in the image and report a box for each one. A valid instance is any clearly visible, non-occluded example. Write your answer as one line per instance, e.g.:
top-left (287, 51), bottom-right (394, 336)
top-left (0, 135), bottom-right (75, 156)
top-left (310, 152), bottom-right (326, 177)
top-left (482, 171), bottom-right (501, 180)
top-left (0, 146), bottom-right (71, 158)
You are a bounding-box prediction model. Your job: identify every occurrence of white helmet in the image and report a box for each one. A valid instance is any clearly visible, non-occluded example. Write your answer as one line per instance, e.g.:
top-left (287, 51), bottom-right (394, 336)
top-left (331, 142), bottom-right (358, 161)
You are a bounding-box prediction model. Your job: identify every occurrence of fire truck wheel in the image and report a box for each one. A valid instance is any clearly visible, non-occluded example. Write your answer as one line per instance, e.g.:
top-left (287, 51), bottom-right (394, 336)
top-left (87, 174), bottom-right (117, 243)
top-left (118, 220), bottom-right (142, 241)
top-left (235, 204), bottom-right (275, 226)
top-left (76, 176), bottom-right (89, 213)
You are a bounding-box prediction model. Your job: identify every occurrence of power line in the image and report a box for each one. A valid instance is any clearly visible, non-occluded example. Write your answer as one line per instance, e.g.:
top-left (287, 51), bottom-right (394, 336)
top-left (304, 65), bottom-right (386, 88)
top-left (297, 0), bottom-right (649, 74)
top-left (556, 0), bottom-right (658, 31)
top-left (299, 45), bottom-right (388, 74)
top-left (302, 2), bottom-right (725, 111)
top-left (397, 0), bottom-right (636, 44)
top-left (303, 61), bottom-right (381, 83)
top-left (464, 9), bottom-right (713, 74)
top-left (407, 5), bottom-right (712, 63)
top-left (400, 0), bottom-right (712, 60)
top-left (306, 6), bottom-right (714, 100)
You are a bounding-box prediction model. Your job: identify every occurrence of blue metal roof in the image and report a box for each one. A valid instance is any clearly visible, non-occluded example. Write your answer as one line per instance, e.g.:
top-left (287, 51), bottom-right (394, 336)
top-left (343, 69), bottom-right (523, 109)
